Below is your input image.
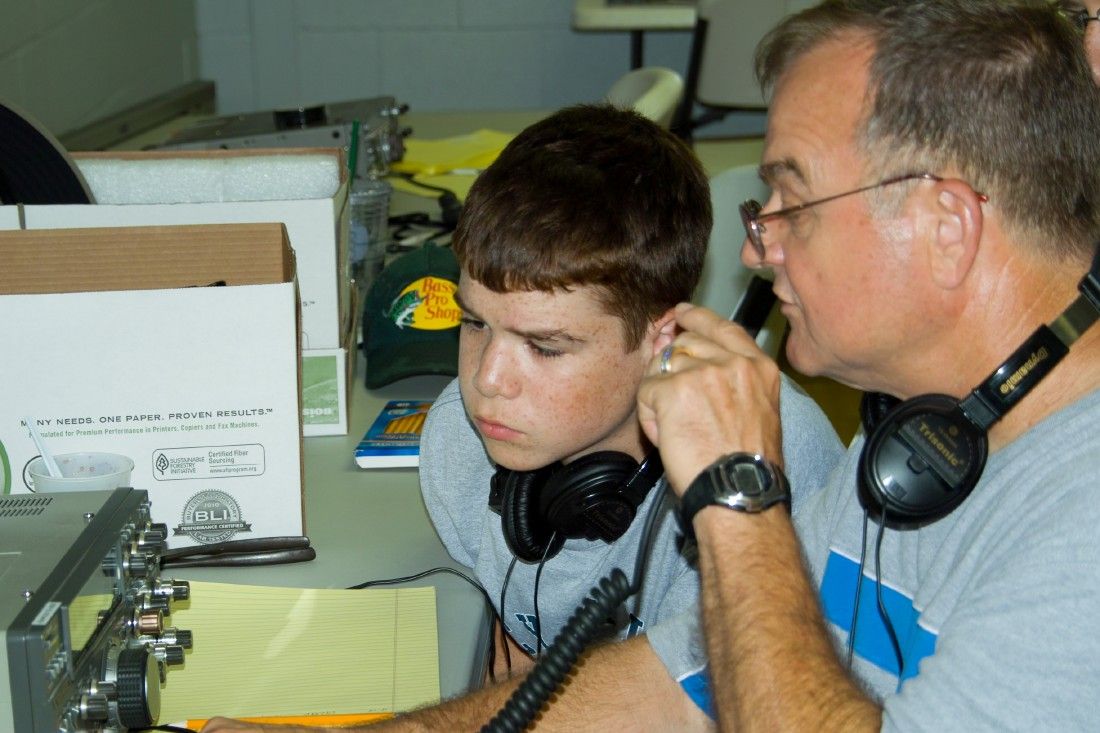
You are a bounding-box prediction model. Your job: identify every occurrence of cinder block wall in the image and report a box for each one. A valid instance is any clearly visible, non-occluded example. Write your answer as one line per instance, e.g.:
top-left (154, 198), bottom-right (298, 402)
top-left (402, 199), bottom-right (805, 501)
top-left (0, 0), bottom-right (198, 137)
top-left (0, 1), bottom-right (758, 141)
top-left (196, 0), bottom-right (694, 115)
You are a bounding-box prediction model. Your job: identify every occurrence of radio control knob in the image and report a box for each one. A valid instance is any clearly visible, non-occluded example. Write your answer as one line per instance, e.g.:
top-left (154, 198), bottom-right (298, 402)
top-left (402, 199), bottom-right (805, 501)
top-left (79, 692), bottom-right (110, 723)
top-left (159, 644), bottom-right (186, 665)
top-left (142, 592), bottom-right (170, 614)
top-left (146, 522), bottom-right (169, 541)
top-left (134, 609), bottom-right (164, 635)
top-left (175, 628), bottom-right (193, 648)
top-left (115, 648), bottom-right (160, 729)
top-left (127, 549), bottom-right (153, 578)
top-left (154, 578), bottom-right (191, 601)
top-left (159, 627), bottom-right (193, 648)
top-left (136, 527), bottom-right (167, 553)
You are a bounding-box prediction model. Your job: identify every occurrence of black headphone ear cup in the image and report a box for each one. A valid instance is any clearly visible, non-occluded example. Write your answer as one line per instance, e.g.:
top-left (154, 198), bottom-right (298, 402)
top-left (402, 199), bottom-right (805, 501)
top-left (498, 465), bottom-right (563, 562)
top-left (860, 392), bottom-right (901, 433)
top-left (541, 451), bottom-right (641, 544)
top-left (858, 394), bottom-right (988, 529)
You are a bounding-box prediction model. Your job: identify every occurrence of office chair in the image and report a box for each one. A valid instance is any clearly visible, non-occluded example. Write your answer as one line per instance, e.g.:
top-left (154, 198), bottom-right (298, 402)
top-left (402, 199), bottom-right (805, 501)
top-left (605, 66), bottom-right (685, 130)
top-left (693, 163), bottom-right (786, 357)
top-left (671, 0), bottom-right (816, 141)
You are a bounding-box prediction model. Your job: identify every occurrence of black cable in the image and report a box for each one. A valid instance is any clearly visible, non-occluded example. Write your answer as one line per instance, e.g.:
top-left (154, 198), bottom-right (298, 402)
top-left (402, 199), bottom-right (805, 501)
top-left (498, 556), bottom-right (519, 674)
top-left (347, 565), bottom-right (484, 592)
top-left (389, 211), bottom-right (450, 237)
top-left (874, 511), bottom-right (905, 678)
top-left (846, 510), bottom-right (872, 668)
top-left (482, 570), bottom-right (634, 733)
top-left (631, 482), bottom-right (669, 593)
top-left (347, 566), bottom-right (502, 682)
top-left (486, 610), bottom-right (499, 685)
top-left (394, 172), bottom-right (455, 196)
top-left (160, 536), bottom-right (315, 569)
top-left (393, 173), bottom-right (462, 229)
top-left (532, 532), bottom-right (558, 657)
top-left (481, 475), bottom-right (670, 733)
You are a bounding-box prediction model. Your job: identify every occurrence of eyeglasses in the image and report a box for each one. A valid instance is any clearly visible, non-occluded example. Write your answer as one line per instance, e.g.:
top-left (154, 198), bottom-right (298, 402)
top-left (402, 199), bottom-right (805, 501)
top-left (739, 172), bottom-right (943, 260)
top-left (1057, 4), bottom-right (1100, 32)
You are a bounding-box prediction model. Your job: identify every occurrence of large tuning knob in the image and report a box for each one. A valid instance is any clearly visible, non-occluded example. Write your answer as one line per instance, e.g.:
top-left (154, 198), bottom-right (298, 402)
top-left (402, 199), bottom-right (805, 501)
top-left (115, 647), bottom-right (161, 729)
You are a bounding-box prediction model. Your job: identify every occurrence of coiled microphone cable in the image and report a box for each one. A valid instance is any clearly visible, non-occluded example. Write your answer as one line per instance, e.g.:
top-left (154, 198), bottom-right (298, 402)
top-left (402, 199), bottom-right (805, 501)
top-left (480, 454), bottom-right (667, 733)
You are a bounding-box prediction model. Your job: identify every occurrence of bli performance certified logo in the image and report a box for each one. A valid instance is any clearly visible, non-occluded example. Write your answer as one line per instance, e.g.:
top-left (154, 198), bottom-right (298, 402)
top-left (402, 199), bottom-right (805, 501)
top-left (174, 490), bottom-right (252, 544)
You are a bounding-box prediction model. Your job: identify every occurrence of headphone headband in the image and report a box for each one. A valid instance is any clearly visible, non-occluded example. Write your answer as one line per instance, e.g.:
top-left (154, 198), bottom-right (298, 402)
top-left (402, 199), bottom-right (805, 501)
top-left (962, 251), bottom-right (1100, 430)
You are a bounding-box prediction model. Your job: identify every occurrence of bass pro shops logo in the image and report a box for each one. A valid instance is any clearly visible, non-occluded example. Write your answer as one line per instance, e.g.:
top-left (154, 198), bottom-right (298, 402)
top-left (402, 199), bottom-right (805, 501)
top-left (174, 489), bottom-right (252, 544)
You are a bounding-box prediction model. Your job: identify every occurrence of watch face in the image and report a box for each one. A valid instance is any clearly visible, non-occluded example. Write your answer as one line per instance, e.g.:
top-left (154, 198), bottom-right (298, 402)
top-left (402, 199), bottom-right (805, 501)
top-left (723, 459), bottom-right (767, 498)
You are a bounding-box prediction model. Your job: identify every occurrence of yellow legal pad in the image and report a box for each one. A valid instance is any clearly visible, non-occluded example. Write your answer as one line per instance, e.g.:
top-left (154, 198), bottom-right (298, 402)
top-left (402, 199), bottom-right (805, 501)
top-left (159, 581), bottom-right (440, 723)
top-left (389, 129), bottom-right (515, 201)
top-left (391, 129), bottom-right (513, 177)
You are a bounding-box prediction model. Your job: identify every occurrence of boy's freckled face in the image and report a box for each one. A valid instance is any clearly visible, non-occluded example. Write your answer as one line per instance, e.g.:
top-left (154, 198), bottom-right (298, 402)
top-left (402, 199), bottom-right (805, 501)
top-left (457, 273), bottom-right (653, 472)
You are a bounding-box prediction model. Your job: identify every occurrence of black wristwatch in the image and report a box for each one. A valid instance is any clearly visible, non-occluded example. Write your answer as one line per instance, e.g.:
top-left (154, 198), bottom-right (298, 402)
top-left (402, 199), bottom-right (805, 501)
top-left (678, 453), bottom-right (790, 542)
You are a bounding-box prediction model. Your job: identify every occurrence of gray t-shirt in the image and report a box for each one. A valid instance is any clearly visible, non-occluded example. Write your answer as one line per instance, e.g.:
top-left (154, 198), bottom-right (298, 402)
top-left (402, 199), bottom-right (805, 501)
top-left (419, 375), bottom-right (843, 685)
top-left (673, 387), bottom-right (1100, 728)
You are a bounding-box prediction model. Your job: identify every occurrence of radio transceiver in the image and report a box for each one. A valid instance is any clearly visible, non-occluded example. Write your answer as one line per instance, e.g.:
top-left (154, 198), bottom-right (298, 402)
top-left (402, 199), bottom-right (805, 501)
top-left (1, 488), bottom-right (192, 732)
top-left (159, 95), bottom-right (408, 179)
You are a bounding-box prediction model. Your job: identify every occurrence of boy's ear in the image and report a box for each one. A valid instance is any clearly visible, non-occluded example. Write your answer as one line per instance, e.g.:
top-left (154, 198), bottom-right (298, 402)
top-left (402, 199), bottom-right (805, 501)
top-left (649, 308), bottom-right (679, 356)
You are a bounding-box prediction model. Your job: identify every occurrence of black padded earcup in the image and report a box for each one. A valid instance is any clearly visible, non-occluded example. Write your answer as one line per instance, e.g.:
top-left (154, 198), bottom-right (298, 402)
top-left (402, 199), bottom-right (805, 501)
top-left (498, 464), bottom-right (564, 562)
top-left (858, 394), bottom-right (988, 529)
top-left (541, 451), bottom-right (641, 544)
top-left (860, 392), bottom-right (901, 433)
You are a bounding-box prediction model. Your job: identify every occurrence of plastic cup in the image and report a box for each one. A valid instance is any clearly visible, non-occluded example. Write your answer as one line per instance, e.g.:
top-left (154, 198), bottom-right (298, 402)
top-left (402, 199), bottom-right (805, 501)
top-left (348, 177), bottom-right (393, 290)
top-left (27, 452), bottom-right (134, 493)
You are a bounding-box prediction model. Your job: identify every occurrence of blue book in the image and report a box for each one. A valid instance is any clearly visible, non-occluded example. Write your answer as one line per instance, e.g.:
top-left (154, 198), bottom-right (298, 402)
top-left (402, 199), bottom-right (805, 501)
top-left (354, 400), bottom-right (433, 468)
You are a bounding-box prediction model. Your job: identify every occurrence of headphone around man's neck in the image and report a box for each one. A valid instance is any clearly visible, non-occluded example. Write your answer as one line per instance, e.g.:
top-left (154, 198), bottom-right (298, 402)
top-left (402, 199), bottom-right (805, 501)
top-left (858, 246), bottom-right (1100, 529)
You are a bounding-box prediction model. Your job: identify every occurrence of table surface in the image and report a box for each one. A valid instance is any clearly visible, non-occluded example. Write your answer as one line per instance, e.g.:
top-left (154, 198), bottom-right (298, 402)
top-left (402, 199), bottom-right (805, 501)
top-left (572, 0), bottom-right (696, 31)
top-left (174, 366), bottom-right (488, 701)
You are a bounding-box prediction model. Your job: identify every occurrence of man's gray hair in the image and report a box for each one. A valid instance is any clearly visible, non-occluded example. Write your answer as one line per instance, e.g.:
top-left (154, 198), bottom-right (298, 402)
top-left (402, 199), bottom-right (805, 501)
top-left (756, 0), bottom-right (1100, 260)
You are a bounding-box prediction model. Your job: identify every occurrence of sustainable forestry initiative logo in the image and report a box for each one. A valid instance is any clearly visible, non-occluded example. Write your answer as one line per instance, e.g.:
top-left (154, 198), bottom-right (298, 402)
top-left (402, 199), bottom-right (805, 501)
top-left (174, 489), bottom-right (251, 544)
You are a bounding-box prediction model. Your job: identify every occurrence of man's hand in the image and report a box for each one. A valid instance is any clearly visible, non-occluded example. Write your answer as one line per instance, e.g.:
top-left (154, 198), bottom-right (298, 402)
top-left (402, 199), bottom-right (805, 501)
top-left (638, 302), bottom-right (784, 494)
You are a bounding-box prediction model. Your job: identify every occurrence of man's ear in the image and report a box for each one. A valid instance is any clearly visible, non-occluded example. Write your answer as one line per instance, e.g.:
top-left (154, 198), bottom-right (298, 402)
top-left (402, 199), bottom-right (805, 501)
top-left (926, 179), bottom-right (983, 289)
top-left (649, 308), bottom-right (679, 356)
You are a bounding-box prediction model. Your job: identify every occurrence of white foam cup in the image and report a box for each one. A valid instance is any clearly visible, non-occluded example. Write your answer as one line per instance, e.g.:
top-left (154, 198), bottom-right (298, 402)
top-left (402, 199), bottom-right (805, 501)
top-left (27, 452), bottom-right (134, 493)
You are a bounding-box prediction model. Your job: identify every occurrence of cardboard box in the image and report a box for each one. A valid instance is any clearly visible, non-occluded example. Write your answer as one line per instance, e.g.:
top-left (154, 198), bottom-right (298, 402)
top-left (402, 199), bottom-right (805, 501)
top-left (0, 223), bottom-right (305, 547)
top-left (1, 148), bottom-right (355, 435)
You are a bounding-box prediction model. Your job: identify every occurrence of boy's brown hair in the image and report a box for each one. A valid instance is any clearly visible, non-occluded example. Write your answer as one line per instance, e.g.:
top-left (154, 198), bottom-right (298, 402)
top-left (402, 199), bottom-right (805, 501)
top-left (453, 104), bottom-right (712, 348)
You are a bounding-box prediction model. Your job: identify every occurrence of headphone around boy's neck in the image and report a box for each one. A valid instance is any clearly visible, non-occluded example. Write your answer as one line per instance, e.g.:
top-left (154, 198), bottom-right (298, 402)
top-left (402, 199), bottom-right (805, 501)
top-left (488, 450), bottom-right (664, 562)
top-left (858, 246), bottom-right (1100, 529)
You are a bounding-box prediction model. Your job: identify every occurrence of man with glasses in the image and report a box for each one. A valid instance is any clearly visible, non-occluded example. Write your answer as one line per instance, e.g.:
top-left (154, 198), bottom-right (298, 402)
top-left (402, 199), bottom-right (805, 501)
top-left (638, 0), bottom-right (1100, 730)
top-left (1059, 0), bottom-right (1100, 81)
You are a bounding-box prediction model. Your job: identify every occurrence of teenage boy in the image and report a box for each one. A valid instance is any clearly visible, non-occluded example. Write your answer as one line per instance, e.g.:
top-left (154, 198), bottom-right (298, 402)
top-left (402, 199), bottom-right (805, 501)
top-left (419, 104), bottom-right (842, 711)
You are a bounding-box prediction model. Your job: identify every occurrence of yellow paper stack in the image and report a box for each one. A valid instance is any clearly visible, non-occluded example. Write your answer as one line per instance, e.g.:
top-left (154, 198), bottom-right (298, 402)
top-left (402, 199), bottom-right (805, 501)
top-left (159, 581), bottom-right (440, 724)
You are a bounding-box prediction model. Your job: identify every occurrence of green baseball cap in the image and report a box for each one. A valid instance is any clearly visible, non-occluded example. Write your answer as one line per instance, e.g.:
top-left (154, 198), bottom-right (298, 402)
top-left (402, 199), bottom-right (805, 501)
top-left (362, 243), bottom-right (461, 389)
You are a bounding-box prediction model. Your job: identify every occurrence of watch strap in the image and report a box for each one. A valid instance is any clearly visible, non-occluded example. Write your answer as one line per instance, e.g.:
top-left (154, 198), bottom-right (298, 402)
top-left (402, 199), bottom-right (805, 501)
top-left (678, 453), bottom-right (789, 542)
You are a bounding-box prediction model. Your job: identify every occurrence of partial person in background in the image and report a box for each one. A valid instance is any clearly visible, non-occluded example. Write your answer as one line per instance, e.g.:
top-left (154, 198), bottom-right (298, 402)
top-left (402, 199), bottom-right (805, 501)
top-left (639, 0), bottom-right (1100, 730)
top-left (203, 104), bottom-right (843, 731)
top-left (1060, 0), bottom-right (1100, 80)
